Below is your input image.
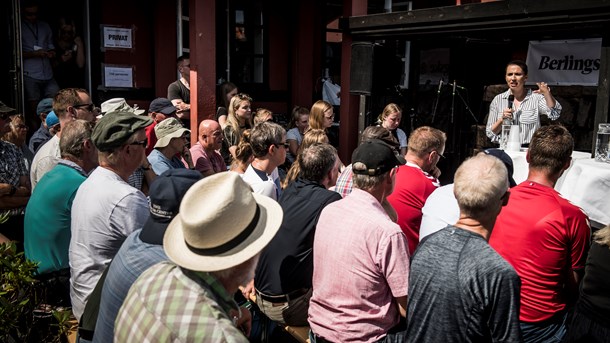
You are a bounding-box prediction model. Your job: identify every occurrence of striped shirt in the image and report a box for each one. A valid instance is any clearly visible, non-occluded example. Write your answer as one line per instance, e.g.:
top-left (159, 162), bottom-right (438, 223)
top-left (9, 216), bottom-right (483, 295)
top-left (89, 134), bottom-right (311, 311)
top-left (486, 89), bottom-right (561, 145)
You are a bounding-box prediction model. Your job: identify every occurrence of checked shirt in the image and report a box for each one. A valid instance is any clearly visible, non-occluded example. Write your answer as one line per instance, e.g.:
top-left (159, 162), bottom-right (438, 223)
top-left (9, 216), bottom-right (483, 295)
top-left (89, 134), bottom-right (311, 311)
top-left (115, 261), bottom-right (248, 343)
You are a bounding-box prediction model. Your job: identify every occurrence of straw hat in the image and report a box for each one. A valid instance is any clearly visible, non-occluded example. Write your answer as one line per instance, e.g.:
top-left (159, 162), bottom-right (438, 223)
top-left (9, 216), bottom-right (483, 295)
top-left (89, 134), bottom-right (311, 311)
top-left (164, 172), bottom-right (283, 271)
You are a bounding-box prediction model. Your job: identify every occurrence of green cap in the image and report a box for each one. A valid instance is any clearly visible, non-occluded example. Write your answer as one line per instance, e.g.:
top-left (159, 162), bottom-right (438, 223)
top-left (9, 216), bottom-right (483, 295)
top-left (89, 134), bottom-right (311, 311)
top-left (92, 111), bottom-right (153, 152)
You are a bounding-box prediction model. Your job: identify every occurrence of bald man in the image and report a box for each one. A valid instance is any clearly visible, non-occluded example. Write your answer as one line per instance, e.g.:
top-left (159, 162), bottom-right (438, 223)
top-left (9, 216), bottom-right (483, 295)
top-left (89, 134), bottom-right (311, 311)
top-left (190, 119), bottom-right (227, 177)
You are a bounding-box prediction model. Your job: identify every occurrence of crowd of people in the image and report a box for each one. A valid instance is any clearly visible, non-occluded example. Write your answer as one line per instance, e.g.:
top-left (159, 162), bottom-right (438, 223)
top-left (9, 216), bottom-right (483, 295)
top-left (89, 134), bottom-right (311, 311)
top-left (0, 59), bottom-right (607, 343)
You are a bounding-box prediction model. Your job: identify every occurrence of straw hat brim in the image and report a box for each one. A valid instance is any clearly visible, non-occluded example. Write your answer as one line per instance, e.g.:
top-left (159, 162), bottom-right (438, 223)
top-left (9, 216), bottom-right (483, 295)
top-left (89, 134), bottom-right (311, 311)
top-left (163, 192), bottom-right (283, 272)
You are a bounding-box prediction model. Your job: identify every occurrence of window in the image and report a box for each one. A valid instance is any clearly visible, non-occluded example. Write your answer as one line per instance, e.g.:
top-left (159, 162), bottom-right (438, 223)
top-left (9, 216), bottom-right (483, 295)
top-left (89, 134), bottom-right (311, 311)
top-left (230, 0), bottom-right (266, 85)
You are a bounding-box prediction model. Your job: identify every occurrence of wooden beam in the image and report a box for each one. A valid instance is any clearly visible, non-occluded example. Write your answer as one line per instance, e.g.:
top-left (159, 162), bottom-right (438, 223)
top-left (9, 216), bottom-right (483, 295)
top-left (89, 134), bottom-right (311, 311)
top-left (189, 0), bottom-right (216, 145)
top-left (346, 0), bottom-right (610, 36)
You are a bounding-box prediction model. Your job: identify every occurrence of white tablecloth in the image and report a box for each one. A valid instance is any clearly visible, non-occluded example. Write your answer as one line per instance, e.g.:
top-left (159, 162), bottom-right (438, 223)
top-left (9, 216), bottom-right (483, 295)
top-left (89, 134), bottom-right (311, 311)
top-left (556, 158), bottom-right (610, 227)
top-left (506, 150), bottom-right (591, 186)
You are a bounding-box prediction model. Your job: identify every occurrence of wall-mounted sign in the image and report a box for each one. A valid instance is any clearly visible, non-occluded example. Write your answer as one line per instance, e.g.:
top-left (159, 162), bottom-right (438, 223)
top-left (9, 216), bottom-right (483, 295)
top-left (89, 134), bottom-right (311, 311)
top-left (526, 38), bottom-right (602, 86)
top-left (103, 27), bottom-right (133, 49)
top-left (104, 66), bottom-right (133, 88)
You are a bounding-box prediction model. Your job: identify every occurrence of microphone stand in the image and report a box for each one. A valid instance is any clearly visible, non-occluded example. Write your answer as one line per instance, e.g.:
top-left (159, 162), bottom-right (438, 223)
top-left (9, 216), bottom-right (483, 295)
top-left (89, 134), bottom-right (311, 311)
top-left (431, 80), bottom-right (442, 123)
top-left (454, 86), bottom-right (478, 123)
top-left (450, 81), bottom-right (456, 124)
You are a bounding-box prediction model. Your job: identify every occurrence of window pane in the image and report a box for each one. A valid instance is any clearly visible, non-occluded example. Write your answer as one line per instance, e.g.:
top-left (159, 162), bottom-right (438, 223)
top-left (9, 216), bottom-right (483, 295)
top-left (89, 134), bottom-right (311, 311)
top-left (254, 28), bottom-right (263, 54)
top-left (254, 57), bottom-right (263, 83)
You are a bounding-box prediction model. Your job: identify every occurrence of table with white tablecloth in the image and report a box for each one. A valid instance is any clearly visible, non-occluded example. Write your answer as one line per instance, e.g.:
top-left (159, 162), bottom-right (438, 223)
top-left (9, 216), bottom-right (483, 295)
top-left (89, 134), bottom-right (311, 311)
top-left (506, 149), bottom-right (591, 186)
top-left (556, 158), bottom-right (610, 228)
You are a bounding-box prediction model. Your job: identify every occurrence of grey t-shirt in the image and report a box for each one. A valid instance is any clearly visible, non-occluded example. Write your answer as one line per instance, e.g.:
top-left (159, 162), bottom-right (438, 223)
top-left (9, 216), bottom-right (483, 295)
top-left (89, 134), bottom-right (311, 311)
top-left (406, 226), bottom-right (522, 343)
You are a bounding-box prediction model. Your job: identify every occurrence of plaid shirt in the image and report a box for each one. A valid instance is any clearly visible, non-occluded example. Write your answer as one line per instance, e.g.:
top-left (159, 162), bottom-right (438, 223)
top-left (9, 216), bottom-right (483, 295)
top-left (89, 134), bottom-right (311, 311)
top-left (115, 261), bottom-right (248, 343)
top-left (0, 140), bottom-right (27, 186)
top-left (1, 140), bottom-right (28, 216)
top-left (334, 164), bottom-right (353, 198)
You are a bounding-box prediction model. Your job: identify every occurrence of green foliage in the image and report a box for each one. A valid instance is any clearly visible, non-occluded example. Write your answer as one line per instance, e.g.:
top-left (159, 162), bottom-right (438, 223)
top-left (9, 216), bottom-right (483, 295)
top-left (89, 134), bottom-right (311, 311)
top-left (0, 242), bottom-right (40, 342)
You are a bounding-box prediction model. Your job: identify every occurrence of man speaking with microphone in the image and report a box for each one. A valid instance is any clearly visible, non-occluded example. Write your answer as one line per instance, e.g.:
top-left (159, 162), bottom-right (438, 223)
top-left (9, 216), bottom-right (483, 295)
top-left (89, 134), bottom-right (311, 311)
top-left (485, 60), bottom-right (561, 147)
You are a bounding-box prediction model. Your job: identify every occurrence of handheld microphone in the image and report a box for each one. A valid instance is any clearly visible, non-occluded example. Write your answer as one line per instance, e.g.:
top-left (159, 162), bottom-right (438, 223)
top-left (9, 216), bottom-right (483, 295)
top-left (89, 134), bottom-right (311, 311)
top-left (452, 81), bottom-right (457, 96)
top-left (437, 80), bottom-right (443, 94)
top-left (507, 94), bottom-right (515, 124)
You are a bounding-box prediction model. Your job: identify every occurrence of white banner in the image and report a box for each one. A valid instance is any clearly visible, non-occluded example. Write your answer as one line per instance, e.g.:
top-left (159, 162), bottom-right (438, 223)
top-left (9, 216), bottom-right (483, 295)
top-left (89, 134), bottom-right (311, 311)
top-left (526, 38), bottom-right (601, 86)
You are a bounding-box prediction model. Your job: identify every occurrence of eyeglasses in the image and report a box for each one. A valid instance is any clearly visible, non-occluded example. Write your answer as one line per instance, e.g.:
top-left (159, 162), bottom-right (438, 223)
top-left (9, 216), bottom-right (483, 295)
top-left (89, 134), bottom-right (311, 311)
top-left (130, 138), bottom-right (148, 148)
top-left (500, 190), bottom-right (511, 206)
top-left (325, 114), bottom-right (335, 120)
top-left (73, 103), bottom-right (95, 112)
top-left (274, 141), bottom-right (290, 149)
top-left (432, 150), bottom-right (445, 159)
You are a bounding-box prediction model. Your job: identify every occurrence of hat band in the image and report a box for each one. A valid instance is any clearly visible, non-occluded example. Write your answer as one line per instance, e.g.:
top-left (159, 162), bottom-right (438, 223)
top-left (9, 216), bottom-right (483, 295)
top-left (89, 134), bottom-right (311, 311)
top-left (185, 205), bottom-right (260, 256)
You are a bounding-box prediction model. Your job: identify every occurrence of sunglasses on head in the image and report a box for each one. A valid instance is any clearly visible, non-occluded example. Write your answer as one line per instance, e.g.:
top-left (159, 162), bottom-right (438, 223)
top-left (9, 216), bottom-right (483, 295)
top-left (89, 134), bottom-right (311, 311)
top-left (235, 93), bottom-right (253, 102)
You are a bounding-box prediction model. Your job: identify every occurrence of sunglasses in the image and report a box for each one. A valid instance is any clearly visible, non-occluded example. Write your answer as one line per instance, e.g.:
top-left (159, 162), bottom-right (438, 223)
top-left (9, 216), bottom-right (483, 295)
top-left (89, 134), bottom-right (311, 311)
top-left (130, 138), bottom-right (148, 148)
top-left (73, 103), bottom-right (95, 112)
top-left (274, 141), bottom-right (290, 149)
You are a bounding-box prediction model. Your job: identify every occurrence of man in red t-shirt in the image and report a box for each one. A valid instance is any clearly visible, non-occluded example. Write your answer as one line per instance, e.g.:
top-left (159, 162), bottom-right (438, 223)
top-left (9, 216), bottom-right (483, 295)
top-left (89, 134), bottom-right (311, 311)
top-left (387, 126), bottom-right (445, 255)
top-left (145, 98), bottom-right (177, 155)
top-left (490, 125), bottom-right (590, 342)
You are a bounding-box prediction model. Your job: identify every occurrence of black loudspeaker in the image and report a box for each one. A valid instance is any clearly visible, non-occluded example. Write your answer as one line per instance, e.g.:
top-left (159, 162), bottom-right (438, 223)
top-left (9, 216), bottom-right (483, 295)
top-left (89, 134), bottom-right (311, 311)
top-left (350, 42), bottom-right (375, 95)
top-left (350, 42), bottom-right (401, 96)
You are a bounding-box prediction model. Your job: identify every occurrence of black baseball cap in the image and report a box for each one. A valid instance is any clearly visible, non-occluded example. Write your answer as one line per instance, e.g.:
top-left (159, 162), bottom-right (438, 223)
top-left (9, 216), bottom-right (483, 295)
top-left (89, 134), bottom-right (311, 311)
top-left (352, 139), bottom-right (405, 176)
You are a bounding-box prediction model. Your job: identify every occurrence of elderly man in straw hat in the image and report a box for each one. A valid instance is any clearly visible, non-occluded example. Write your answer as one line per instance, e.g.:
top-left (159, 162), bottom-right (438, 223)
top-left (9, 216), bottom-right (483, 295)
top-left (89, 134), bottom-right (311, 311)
top-left (69, 111), bottom-right (153, 321)
top-left (114, 172), bottom-right (283, 342)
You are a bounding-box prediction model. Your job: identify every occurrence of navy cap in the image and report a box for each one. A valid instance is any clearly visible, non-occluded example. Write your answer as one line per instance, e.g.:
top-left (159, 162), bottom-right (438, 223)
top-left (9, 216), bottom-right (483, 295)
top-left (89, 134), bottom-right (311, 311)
top-left (37, 98), bottom-right (53, 115)
top-left (149, 98), bottom-right (177, 116)
top-left (484, 148), bottom-right (517, 187)
top-left (139, 169), bottom-right (202, 245)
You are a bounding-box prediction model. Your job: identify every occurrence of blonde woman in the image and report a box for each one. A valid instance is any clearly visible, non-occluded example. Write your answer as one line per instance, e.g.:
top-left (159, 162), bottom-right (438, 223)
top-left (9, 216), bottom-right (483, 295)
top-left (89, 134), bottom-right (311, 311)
top-left (378, 103), bottom-right (407, 156)
top-left (229, 129), bottom-right (254, 174)
top-left (253, 108), bottom-right (273, 125)
top-left (309, 100), bottom-right (338, 147)
top-left (220, 93), bottom-right (252, 166)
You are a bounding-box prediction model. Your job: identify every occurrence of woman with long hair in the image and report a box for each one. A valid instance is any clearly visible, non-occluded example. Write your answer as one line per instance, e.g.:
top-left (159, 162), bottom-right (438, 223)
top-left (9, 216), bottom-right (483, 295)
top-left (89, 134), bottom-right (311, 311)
top-left (220, 93), bottom-right (252, 166)
top-left (216, 81), bottom-right (238, 127)
top-left (378, 103), bottom-right (407, 156)
top-left (308, 100), bottom-right (338, 148)
top-left (229, 129), bottom-right (254, 174)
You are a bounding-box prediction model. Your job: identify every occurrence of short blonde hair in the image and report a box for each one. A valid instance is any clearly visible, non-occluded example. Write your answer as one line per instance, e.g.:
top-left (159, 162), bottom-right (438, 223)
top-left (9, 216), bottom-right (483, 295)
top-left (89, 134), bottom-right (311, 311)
top-left (407, 126), bottom-right (446, 157)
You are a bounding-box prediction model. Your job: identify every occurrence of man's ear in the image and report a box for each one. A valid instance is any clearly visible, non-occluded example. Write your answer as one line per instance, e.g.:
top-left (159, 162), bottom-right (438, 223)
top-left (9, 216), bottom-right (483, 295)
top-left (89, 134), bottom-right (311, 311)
top-left (83, 139), bottom-right (92, 150)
